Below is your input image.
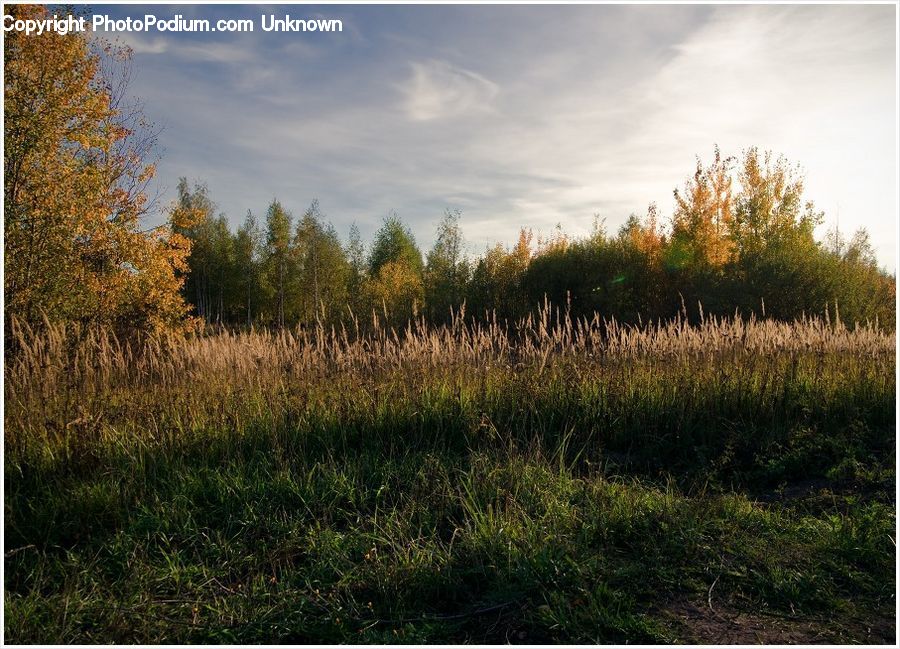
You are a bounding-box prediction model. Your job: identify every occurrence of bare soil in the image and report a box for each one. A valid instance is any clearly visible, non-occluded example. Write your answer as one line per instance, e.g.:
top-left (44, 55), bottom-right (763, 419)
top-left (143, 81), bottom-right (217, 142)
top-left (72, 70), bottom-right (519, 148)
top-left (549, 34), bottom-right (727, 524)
top-left (662, 598), bottom-right (895, 645)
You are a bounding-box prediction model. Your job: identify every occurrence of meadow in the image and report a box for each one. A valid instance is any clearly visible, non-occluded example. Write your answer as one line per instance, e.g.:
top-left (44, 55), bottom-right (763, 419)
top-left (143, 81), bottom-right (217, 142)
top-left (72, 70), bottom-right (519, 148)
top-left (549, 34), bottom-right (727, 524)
top-left (3, 309), bottom-right (896, 643)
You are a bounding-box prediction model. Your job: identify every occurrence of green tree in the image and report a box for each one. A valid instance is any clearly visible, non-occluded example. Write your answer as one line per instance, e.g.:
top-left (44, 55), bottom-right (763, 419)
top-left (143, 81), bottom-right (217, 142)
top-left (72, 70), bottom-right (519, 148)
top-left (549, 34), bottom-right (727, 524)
top-left (263, 200), bottom-right (293, 327)
top-left (424, 209), bottom-right (470, 322)
top-left (523, 213), bottom-right (671, 324)
top-left (234, 210), bottom-right (262, 326)
top-left (362, 214), bottom-right (425, 327)
top-left (291, 200), bottom-right (350, 325)
top-left (346, 223), bottom-right (367, 320)
top-left (468, 228), bottom-right (532, 321)
top-left (209, 215), bottom-right (236, 324)
top-left (368, 213), bottom-right (424, 277)
top-left (173, 179), bottom-right (236, 324)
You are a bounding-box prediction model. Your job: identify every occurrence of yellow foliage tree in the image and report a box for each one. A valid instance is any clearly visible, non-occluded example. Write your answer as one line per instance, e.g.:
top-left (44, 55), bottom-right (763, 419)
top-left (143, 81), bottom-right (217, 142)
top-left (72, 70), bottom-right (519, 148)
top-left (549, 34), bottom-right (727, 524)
top-left (732, 147), bottom-right (817, 256)
top-left (671, 145), bottom-right (736, 270)
top-left (363, 260), bottom-right (424, 328)
top-left (534, 224), bottom-right (569, 256)
top-left (4, 4), bottom-right (195, 334)
top-left (625, 203), bottom-right (665, 266)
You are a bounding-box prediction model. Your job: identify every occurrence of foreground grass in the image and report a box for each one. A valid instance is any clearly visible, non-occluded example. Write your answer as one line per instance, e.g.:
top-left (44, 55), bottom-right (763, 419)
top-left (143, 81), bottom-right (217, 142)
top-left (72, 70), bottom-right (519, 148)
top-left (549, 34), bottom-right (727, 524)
top-left (4, 313), bottom-right (896, 643)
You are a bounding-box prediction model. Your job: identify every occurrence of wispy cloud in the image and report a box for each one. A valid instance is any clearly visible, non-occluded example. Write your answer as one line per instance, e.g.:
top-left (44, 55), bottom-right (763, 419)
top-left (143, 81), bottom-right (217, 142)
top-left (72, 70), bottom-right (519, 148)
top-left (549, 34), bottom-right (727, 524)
top-left (401, 59), bottom-right (499, 121)
top-left (114, 4), bottom-right (895, 269)
top-left (115, 31), bottom-right (255, 63)
top-left (118, 32), bottom-right (168, 54)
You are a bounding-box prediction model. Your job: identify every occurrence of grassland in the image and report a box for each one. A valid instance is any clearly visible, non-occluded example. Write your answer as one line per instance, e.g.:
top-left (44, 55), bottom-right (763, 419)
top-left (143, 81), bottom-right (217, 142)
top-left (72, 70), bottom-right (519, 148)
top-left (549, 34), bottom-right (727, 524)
top-left (3, 310), bottom-right (896, 643)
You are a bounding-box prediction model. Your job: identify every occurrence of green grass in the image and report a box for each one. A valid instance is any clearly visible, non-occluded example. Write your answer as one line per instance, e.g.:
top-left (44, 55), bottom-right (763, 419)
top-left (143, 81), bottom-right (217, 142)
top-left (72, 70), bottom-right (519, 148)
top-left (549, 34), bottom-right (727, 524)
top-left (4, 317), bottom-right (896, 643)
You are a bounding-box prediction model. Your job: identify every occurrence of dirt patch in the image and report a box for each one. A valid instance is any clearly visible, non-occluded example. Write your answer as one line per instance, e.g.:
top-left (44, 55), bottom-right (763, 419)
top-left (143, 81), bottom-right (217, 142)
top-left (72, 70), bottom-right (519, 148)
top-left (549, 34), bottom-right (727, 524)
top-left (661, 598), bottom-right (895, 645)
top-left (751, 477), bottom-right (895, 515)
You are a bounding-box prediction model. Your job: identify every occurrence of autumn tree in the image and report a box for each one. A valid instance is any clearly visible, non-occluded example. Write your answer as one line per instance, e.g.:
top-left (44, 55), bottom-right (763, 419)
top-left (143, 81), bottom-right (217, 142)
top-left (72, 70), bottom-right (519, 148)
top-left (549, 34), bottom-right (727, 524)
top-left (622, 204), bottom-right (665, 266)
top-left (4, 4), bottom-right (193, 333)
top-left (364, 260), bottom-right (425, 328)
top-left (731, 148), bottom-right (820, 257)
top-left (670, 146), bottom-right (736, 270)
top-left (657, 148), bottom-right (733, 315)
top-left (534, 223), bottom-right (570, 257)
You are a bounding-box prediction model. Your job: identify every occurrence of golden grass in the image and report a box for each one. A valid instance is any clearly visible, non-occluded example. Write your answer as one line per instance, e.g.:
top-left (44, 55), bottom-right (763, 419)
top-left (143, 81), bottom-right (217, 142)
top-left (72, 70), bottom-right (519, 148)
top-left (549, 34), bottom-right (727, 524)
top-left (4, 307), bottom-right (892, 462)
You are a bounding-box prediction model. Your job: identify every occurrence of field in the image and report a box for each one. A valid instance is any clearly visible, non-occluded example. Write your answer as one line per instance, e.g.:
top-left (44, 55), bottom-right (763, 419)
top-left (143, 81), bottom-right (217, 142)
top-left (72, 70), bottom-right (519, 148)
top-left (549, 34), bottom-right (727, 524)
top-left (3, 310), bottom-right (896, 643)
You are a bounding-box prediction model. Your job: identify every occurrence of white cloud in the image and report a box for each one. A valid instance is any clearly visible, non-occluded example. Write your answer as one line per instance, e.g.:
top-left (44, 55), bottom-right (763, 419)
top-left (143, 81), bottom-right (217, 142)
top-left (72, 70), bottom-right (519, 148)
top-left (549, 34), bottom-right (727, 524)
top-left (114, 31), bottom-right (254, 64)
top-left (117, 32), bottom-right (168, 55)
top-left (128, 5), bottom-right (895, 270)
top-left (628, 5), bottom-right (897, 268)
top-left (401, 59), bottom-right (499, 121)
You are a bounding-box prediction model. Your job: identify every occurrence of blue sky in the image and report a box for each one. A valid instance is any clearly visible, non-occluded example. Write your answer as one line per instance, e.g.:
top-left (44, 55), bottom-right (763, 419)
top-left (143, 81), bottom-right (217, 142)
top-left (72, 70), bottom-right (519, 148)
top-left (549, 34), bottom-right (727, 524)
top-left (95, 3), bottom-right (896, 269)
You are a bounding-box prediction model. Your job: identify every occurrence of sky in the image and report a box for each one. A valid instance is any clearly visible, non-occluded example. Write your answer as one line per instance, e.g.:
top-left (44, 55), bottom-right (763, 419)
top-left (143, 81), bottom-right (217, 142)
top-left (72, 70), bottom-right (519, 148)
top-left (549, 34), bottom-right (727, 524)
top-left (94, 3), bottom-right (897, 270)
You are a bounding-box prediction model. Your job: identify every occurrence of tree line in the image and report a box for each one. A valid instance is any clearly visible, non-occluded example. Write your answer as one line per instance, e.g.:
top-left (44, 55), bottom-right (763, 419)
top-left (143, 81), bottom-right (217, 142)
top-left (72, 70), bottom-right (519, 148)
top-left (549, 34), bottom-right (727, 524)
top-left (174, 146), bottom-right (895, 331)
top-left (4, 4), bottom-right (895, 337)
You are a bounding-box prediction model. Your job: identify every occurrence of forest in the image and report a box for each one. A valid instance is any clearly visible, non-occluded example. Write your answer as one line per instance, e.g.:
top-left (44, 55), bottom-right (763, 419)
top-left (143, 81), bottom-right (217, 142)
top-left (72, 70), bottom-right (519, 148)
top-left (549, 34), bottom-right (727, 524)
top-left (3, 4), bottom-right (896, 645)
top-left (169, 147), bottom-right (895, 334)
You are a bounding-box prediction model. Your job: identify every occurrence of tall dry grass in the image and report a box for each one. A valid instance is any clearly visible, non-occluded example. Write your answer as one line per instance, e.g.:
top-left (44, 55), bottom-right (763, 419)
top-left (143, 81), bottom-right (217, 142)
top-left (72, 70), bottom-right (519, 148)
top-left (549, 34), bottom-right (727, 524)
top-left (6, 306), bottom-right (891, 390)
top-left (5, 307), bottom-right (893, 465)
